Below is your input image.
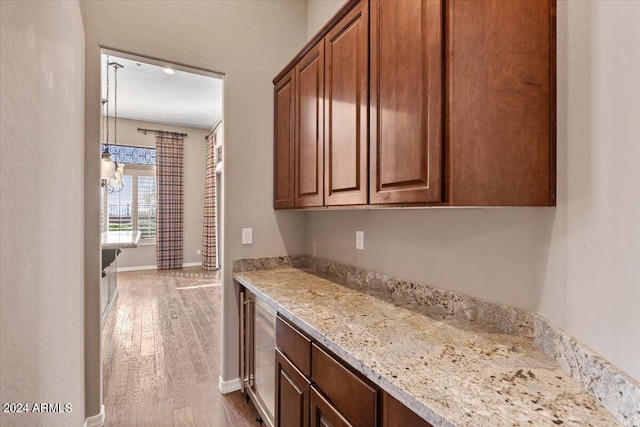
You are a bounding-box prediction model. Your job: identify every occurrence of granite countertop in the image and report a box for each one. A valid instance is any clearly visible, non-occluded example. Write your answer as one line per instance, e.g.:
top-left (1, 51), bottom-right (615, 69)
top-left (101, 230), bottom-right (141, 249)
top-left (233, 267), bottom-right (621, 427)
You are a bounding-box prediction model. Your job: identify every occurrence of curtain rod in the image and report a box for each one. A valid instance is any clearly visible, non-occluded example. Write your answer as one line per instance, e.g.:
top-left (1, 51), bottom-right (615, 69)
top-left (137, 127), bottom-right (188, 137)
top-left (101, 143), bottom-right (156, 151)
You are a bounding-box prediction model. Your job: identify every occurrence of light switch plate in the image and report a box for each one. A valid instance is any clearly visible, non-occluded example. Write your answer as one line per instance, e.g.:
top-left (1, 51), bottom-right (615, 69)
top-left (242, 228), bottom-right (253, 245)
top-left (197, 249), bottom-right (202, 256)
top-left (356, 231), bottom-right (364, 250)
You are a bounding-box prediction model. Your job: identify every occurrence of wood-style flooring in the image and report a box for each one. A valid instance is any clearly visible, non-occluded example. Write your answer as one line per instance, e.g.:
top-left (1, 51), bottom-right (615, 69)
top-left (102, 267), bottom-right (257, 427)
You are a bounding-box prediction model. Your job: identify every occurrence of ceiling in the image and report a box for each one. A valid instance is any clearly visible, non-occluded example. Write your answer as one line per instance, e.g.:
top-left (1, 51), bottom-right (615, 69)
top-left (101, 53), bottom-right (223, 130)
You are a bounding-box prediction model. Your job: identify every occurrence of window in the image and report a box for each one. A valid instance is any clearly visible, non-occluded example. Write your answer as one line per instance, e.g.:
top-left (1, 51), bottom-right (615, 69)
top-left (101, 145), bottom-right (157, 240)
top-left (137, 175), bottom-right (157, 238)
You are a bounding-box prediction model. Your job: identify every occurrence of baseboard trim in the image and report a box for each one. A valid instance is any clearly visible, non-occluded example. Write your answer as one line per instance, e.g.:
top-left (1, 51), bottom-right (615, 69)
top-left (117, 265), bottom-right (156, 272)
top-left (83, 404), bottom-right (105, 427)
top-left (218, 376), bottom-right (242, 394)
top-left (100, 287), bottom-right (119, 330)
top-left (117, 262), bottom-right (202, 272)
top-left (183, 262), bottom-right (202, 268)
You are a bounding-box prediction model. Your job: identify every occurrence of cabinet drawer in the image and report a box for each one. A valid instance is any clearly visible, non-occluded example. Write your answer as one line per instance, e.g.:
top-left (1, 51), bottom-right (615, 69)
top-left (276, 316), bottom-right (312, 377)
top-left (382, 391), bottom-right (432, 427)
top-left (311, 344), bottom-right (377, 427)
top-left (310, 385), bottom-right (354, 427)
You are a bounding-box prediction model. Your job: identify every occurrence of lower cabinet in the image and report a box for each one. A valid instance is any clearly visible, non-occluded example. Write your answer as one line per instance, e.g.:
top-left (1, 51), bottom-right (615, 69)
top-left (381, 392), bottom-right (433, 427)
top-left (276, 348), bottom-right (310, 427)
top-left (310, 386), bottom-right (354, 427)
top-left (271, 314), bottom-right (433, 427)
top-left (311, 344), bottom-right (377, 427)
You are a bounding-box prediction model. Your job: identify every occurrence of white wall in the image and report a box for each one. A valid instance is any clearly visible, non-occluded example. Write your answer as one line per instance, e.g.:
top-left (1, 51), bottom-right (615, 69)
top-left (305, 1), bottom-right (640, 382)
top-left (0, 1), bottom-right (86, 426)
top-left (84, 0), bottom-right (309, 412)
top-left (306, 0), bottom-right (346, 40)
top-left (104, 117), bottom-right (209, 269)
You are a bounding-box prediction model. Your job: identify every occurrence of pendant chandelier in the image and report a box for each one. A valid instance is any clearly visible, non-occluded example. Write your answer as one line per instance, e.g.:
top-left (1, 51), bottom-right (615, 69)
top-left (101, 56), bottom-right (125, 193)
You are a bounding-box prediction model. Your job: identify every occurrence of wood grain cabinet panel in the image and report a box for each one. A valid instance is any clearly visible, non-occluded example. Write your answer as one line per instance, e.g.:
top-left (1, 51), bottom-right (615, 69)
top-left (311, 344), bottom-right (377, 427)
top-left (381, 391), bottom-right (433, 427)
top-left (295, 43), bottom-right (325, 207)
top-left (276, 349), bottom-right (310, 427)
top-left (370, 0), bottom-right (444, 204)
top-left (274, 70), bottom-right (295, 209)
top-left (273, 0), bottom-right (556, 208)
top-left (447, 0), bottom-right (556, 206)
top-left (324, 0), bottom-right (368, 206)
top-left (276, 316), bottom-right (312, 377)
top-left (310, 386), bottom-right (354, 427)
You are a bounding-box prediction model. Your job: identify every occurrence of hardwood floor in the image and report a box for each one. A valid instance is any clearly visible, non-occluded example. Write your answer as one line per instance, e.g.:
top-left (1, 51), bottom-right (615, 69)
top-left (102, 267), bottom-right (257, 427)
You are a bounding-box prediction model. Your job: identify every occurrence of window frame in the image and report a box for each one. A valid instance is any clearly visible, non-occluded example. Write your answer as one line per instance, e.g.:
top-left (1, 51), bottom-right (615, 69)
top-left (102, 164), bottom-right (157, 243)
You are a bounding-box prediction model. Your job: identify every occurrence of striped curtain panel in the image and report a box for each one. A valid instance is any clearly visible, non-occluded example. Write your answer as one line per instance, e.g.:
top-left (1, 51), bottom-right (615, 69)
top-left (202, 132), bottom-right (217, 270)
top-left (156, 134), bottom-right (184, 270)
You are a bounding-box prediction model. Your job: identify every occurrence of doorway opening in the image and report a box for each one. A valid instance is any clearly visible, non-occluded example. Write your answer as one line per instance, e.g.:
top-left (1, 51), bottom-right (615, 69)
top-left (97, 49), bottom-right (252, 425)
top-left (99, 49), bottom-right (224, 322)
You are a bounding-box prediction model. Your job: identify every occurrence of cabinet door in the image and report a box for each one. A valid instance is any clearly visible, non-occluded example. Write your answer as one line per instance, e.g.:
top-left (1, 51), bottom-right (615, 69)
top-left (276, 349), bottom-right (310, 427)
top-left (274, 70), bottom-right (295, 209)
top-left (447, 0), bottom-right (555, 206)
top-left (370, 0), bottom-right (443, 204)
top-left (295, 43), bottom-right (325, 207)
top-left (310, 386), bottom-right (354, 427)
top-left (324, 0), bottom-right (368, 206)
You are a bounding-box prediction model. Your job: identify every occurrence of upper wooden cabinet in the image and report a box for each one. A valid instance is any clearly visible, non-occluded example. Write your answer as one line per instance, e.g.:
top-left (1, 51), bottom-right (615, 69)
top-left (273, 0), bottom-right (556, 208)
top-left (324, 1), bottom-right (369, 205)
top-left (446, 0), bottom-right (555, 206)
top-left (370, 0), bottom-right (443, 204)
top-left (274, 69), bottom-right (295, 209)
top-left (295, 43), bottom-right (325, 208)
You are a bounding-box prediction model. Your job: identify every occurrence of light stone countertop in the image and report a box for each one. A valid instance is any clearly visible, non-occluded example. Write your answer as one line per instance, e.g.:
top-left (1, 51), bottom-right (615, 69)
top-left (234, 267), bottom-right (622, 427)
top-left (101, 230), bottom-right (141, 249)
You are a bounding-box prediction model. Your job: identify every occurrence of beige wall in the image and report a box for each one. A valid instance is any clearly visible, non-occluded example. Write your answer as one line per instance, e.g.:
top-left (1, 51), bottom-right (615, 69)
top-left (306, 0), bottom-right (346, 40)
top-left (104, 117), bottom-right (209, 269)
top-left (306, 1), bottom-right (640, 382)
top-left (84, 0), bottom-right (309, 414)
top-left (0, 1), bottom-right (86, 426)
top-left (540, 1), bottom-right (640, 382)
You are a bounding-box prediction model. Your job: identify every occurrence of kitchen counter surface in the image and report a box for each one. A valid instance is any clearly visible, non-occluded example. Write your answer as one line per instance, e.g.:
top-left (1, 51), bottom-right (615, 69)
top-left (101, 230), bottom-right (141, 249)
top-left (233, 267), bottom-right (621, 427)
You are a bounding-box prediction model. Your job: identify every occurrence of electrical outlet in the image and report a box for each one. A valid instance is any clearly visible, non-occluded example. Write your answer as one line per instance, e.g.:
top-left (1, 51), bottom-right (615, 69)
top-left (242, 228), bottom-right (253, 245)
top-left (356, 231), bottom-right (364, 250)
top-left (196, 249), bottom-right (202, 256)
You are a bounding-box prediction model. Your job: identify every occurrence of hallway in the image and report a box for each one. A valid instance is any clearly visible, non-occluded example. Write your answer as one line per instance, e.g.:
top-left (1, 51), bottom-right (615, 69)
top-left (102, 268), bottom-right (255, 426)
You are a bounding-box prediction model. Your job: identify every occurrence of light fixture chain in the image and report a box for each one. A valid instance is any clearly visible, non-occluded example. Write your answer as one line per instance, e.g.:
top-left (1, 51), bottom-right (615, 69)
top-left (105, 55), bottom-right (109, 145)
top-left (114, 64), bottom-right (118, 146)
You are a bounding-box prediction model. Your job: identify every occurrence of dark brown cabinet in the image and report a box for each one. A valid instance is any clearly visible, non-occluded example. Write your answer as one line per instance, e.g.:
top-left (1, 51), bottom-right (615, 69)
top-left (324, 0), bottom-right (369, 205)
top-left (276, 349), bottom-right (310, 427)
top-left (310, 386), bottom-right (354, 427)
top-left (274, 0), bottom-right (556, 208)
top-left (381, 392), bottom-right (433, 427)
top-left (295, 43), bottom-right (325, 208)
top-left (311, 344), bottom-right (377, 427)
top-left (369, 0), bottom-right (443, 204)
top-left (272, 314), bottom-right (433, 427)
top-left (274, 69), bottom-right (295, 209)
top-left (446, 0), bottom-right (555, 206)
top-left (275, 317), bottom-right (377, 427)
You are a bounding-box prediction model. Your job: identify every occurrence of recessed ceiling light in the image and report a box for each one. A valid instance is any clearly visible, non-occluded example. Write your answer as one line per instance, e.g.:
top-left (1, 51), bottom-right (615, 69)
top-left (163, 67), bottom-right (176, 75)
